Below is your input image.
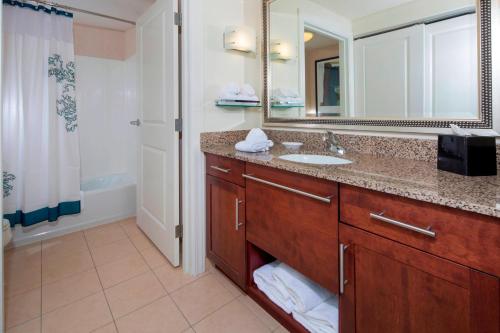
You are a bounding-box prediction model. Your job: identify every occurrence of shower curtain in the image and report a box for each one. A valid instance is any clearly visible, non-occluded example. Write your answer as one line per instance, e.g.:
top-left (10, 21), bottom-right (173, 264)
top-left (2, 0), bottom-right (81, 227)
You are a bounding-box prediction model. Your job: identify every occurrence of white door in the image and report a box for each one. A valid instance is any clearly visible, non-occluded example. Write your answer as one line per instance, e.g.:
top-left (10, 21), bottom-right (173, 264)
top-left (424, 14), bottom-right (478, 119)
top-left (354, 25), bottom-right (424, 118)
top-left (137, 0), bottom-right (180, 266)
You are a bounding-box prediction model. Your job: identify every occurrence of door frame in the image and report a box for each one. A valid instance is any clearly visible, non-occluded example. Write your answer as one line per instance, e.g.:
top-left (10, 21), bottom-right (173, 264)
top-left (180, 0), bottom-right (206, 275)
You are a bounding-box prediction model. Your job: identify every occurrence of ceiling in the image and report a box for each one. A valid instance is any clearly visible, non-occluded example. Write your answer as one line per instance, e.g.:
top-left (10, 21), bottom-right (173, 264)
top-left (310, 0), bottom-right (415, 19)
top-left (56, 0), bottom-right (155, 31)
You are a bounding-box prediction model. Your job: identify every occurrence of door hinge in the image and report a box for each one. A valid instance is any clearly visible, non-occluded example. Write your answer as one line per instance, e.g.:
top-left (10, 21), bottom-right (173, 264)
top-left (175, 225), bottom-right (183, 239)
top-left (175, 118), bottom-right (182, 132)
top-left (174, 12), bottom-right (182, 26)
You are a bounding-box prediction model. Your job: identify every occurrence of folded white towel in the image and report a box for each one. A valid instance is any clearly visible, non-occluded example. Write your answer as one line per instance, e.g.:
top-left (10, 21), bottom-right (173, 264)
top-left (235, 140), bottom-right (273, 153)
top-left (241, 83), bottom-right (256, 97)
top-left (273, 263), bottom-right (332, 313)
top-left (293, 297), bottom-right (339, 333)
top-left (272, 88), bottom-right (300, 98)
top-left (221, 82), bottom-right (240, 95)
top-left (245, 128), bottom-right (268, 144)
top-left (253, 262), bottom-right (295, 314)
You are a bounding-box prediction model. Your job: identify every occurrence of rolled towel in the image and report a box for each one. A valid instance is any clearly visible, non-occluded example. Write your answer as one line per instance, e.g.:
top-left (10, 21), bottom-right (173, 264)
top-left (293, 297), bottom-right (339, 333)
top-left (253, 262), bottom-right (295, 314)
top-left (235, 140), bottom-right (273, 153)
top-left (273, 263), bottom-right (332, 313)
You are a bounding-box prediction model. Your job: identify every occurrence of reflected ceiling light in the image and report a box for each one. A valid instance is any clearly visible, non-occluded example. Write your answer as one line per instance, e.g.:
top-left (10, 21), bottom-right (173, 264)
top-left (304, 31), bottom-right (314, 42)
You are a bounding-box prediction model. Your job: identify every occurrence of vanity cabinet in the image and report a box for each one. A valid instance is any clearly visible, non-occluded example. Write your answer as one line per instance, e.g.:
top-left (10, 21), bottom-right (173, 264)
top-left (205, 155), bottom-right (247, 289)
top-left (245, 163), bottom-right (339, 292)
top-left (339, 223), bottom-right (500, 333)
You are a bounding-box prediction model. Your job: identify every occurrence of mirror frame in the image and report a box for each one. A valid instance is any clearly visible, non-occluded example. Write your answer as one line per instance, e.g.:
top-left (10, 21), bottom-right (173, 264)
top-left (262, 0), bottom-right (492, 129)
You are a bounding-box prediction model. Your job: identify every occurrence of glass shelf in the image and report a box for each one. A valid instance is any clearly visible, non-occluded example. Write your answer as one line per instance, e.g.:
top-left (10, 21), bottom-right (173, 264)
top-left (215, 101), bottom-right (261, 108)
top-left (271, 105), bottom-right (305, 109)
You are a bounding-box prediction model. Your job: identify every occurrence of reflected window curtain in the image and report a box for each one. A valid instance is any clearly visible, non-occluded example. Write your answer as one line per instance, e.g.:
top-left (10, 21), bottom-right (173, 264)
top-left (2, 0), bottom-right (81, 227)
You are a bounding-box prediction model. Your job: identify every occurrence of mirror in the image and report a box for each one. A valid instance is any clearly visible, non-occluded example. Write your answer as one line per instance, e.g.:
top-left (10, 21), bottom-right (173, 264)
top-left (264, 0), bottom-right (492, 129)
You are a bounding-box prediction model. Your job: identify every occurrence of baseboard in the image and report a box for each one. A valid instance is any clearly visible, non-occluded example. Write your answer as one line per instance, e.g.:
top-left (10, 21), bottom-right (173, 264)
top-left (8, 213), bottom-right (137, 248)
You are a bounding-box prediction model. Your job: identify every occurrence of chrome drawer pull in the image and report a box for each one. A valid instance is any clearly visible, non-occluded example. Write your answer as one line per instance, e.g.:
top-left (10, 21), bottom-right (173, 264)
top-left (235, 199), bottom-right (243, 231)
top-left (370, 212), bottom-right (436, 238)
top-left (242, 174), bottom-right (332, 204)
top-left (210, 165), bottom-right (231, 174)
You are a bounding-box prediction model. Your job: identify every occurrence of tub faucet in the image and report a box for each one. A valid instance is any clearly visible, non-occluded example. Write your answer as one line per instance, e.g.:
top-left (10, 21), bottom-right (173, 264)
top-left (323, 131), bottom-right (346, 155)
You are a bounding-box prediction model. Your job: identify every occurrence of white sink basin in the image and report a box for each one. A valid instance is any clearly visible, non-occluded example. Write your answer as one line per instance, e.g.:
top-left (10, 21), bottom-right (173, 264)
top-left (279, 154), bottom-right (352, 166)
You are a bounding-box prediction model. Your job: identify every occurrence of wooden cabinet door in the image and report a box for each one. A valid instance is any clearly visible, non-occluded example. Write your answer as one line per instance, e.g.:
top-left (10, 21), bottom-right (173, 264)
top-left (206, 175), bottom-right (246, 289)
top-left (339, 224), bottom-right (500, 333)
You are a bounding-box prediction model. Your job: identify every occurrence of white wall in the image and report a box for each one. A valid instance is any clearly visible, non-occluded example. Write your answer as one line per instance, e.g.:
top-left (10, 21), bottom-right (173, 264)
top-left (76, 55), bottom-right (138, 182)
top-left (202, 0), bottom-right (262, 131)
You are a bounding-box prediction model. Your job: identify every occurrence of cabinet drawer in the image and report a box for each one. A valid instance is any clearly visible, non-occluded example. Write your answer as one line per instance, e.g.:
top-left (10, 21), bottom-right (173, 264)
top-left (340, 184), bottom-right (500, 277)
top-left (245, 163), bottom-right (339, 292)
top-left (206, 154), bottom-right (245, 187)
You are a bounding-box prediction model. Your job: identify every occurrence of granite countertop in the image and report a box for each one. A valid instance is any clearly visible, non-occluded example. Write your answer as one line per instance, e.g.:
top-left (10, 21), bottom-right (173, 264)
top-left (201, 143), bottom-right (500, 219)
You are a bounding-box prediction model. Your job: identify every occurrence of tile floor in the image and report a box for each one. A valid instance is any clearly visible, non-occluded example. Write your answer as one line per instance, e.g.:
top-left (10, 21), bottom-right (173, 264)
top-left (4, 218), bottom-right (289, 333)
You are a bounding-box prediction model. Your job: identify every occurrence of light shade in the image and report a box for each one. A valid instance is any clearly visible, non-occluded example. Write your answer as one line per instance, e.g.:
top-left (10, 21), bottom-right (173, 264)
top-left (270, 40), bottom-right (295, 61)
top-left (224, 26), bottom-right (257, 53)
top-left (304, 31), bottom-right (314, 42)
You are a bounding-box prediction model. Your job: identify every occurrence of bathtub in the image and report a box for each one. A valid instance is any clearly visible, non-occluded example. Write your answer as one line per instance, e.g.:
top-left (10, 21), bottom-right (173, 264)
top-left (11, 174), bottom-right (137, 246)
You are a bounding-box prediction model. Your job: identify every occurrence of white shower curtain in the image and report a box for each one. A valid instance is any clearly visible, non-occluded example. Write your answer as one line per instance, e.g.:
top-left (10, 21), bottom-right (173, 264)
top-left (2, 1), bottom-right (81, 226)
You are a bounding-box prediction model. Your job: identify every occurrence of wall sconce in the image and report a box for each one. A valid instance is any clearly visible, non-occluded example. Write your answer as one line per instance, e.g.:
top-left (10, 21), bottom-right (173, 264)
top-left (224, 26), bottom-right (256, 53)
top-left (270, 40), bottom-right (295, 61)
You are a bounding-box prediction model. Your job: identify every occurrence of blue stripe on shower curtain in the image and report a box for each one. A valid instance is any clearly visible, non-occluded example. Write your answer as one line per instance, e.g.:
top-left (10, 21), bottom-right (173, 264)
top-left (2, 0), bottom-right (73, 17)
top-left (4, 201), bottom-right (81, 227)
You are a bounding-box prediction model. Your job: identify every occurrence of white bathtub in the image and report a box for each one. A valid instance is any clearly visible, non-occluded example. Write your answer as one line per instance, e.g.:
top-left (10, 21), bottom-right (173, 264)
top-left (11, 174), bottom-right (137, 246)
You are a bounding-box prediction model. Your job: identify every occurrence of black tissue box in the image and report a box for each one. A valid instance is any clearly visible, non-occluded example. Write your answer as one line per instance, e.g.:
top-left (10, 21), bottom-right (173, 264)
top-left (437, 135), bottom-right (497, 176)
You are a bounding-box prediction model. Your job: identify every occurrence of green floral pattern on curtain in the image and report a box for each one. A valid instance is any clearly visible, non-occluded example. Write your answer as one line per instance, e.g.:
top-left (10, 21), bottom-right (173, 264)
top-left (48, 54), bottom-right (78, 132)
top-left (3, 172), bottom-right (15, 198)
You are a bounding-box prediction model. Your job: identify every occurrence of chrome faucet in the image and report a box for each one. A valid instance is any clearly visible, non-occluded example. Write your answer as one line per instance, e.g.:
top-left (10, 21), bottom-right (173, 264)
top-left (323, 131), bottom-right (346, 155)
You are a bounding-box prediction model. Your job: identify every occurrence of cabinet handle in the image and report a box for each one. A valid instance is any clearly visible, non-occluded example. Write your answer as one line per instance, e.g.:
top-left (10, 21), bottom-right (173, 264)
top-left (235, 199), bottom-right (244, 231)
top-left (210, 165), bottom-right (231, 174)
top-left (370, 212), bottom-right (436, 238)
top-left (339, 243), bottom-right (349, 295)
top-left (242, 174), bottom-right (332, 204)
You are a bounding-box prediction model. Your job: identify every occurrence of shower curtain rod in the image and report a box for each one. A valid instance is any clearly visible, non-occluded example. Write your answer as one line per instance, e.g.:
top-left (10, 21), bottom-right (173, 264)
top-left (25, 0), bottom-right (136, 25)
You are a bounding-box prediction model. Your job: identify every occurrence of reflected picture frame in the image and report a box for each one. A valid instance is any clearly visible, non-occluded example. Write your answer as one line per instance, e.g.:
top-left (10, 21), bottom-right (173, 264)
top-left (262, 0), bottom-right (492, 129)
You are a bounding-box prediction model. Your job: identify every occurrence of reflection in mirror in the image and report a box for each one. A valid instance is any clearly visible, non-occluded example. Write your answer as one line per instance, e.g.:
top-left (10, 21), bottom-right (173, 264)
top-left (266, 0), bottom-right (481, 123)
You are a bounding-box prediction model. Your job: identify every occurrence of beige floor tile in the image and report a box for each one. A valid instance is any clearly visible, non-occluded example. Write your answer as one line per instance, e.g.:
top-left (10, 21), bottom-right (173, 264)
top-left (182, 328), bottom-right (195, 333)
top-left (104, 271), bottom-right (166, 319)
top-left (5, 257), bottom-right (41, 297)
top-left (41, 292), bottom-right (113, 333)
top-left (141, 246), bottom-right (170, 269)
top-left (5, 288), bottom-right (41, 329)
top-left (5, 242), bottom-right (42, 266)
top-left (273, 325), bottom-right (290, 332)
top-left (205, 257), bottom-right (215, 273)
top-left (116, 296), bottom-right (189, 333)
top-left (42, 249), bottom-right (94, 285)
top-left (42, 231), bottom-right (88, 258)
top-left (119, 218), bottom-right (142, 237)
top-left (6, 317), bottom-right (41, 333)
top-left (92, 322), bottom-right (118, 333)
top-left (42, 269), bottom-right (102, 313)
top-left (212, 268), bottom-right (244, 297)
top-left (170, 274), bottom-right (234, 324)
top-left (193, 298), bottom-right (270, 333)
top-left (96, 252), bottom-right (150, 288)
top-left (239, 295), bottom-right (280, 331)
top-left (90, 238), bottom-right (139, 266)
top-left (85, 223), bottom-right (128, 249)
top-left (153, 263), bottom-right (202, 293)
top-left (128, 231), bottom-right (154, 251)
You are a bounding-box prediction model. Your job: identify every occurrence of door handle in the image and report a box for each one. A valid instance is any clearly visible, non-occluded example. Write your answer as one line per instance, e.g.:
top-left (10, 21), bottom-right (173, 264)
top-left (339, 243), bottom-right (350, 295)
top-left (235, 199), bottom-right (244, 231)
top-left (130, 119), bottom-right (141, 127)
